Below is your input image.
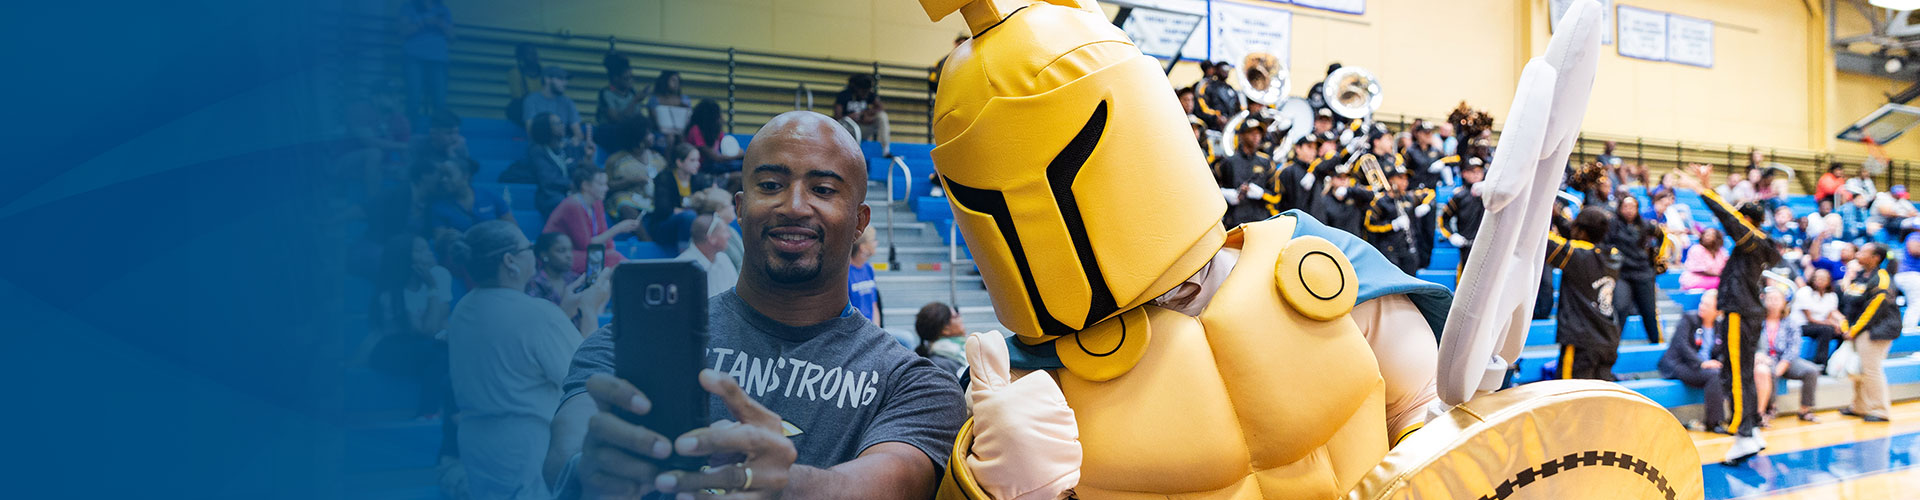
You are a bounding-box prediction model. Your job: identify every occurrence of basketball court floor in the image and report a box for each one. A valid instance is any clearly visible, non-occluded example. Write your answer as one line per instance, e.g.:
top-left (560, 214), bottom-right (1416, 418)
top-left (1693, 400), bottom-right (1919, 498)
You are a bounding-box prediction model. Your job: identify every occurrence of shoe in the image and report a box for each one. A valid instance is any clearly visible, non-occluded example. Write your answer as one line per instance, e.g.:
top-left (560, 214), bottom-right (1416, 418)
top-left (1710, 424), bottom-right (1730, 435)
top-left (1840, 408), bottom-right (1862, 418)
top-left (1798, 412), bottom-right (1822, 423)
top-left (1722, 435), bottom-right (1766, 465)
top-left (1863, 414), bottom-right (1890, 423)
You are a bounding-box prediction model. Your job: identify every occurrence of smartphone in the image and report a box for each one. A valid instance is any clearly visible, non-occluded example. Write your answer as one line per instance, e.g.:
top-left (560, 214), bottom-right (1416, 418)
top-left (612, 259), bottom-right (710, 471)
top-left (578, 244), bottom-right (605, 293)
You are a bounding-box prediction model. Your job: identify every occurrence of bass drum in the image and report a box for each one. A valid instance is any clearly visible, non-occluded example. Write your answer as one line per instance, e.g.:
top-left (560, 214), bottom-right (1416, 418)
top-left (1273, 97), bottom-right (1316, 158)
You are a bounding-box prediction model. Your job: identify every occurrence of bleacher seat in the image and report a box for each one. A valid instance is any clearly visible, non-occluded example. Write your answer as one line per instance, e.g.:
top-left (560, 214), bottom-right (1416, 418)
top-left (1429, 247), bottom-right (1460, 270)
top-left (915, 196), bottom-right (953, 223)
top-left (462, 117), bottom-right (525, 140)
top-left (1513, 344), bottom-right (1667, 384)
top-left (514, 210), bottom-right (544, 239)
top-left (505, 185), bottom-right (536, 211)
top-left (1669, 288), bottom-right (1704, 311)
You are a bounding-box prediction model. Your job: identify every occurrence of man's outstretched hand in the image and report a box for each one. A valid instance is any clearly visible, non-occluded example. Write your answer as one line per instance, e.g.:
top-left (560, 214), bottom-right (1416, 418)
top-left (654, 369), bottom-right (799, 499)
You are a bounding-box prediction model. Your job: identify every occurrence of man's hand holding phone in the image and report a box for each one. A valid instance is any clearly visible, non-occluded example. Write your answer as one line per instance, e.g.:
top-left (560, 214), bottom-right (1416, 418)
top-left (578, 370), bottom-right (798, 499)
top-left (579, 373), bottom-right (673, 498)
top-left (654, 370), bottom-right (798, 499)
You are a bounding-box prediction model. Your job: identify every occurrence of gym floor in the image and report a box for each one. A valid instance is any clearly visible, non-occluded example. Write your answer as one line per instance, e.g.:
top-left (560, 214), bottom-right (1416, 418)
top-left (1692, 400), bottom-right (1919, 499)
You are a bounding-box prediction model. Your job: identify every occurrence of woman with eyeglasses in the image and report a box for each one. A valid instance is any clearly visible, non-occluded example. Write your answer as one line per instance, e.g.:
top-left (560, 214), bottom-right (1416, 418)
top-left (446, 220), bottom-right (588, 500)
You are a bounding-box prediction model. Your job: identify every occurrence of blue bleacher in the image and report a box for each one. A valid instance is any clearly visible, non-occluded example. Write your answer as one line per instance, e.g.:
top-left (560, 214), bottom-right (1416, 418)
top-left (463, 117), bottom-right (525, 139)
top-left (1429, 247), bottom-right (1460, 270)
top-left (514, 209), bottom-right (544, 239)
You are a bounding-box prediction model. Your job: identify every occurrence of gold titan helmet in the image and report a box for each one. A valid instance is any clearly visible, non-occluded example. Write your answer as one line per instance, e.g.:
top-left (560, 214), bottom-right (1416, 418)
top-left (921, 0), bottom-right (1226, 343)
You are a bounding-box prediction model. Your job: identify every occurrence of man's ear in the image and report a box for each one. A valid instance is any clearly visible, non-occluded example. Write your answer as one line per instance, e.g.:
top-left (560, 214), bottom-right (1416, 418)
top-left (857, 202), bottom-right (872, 240)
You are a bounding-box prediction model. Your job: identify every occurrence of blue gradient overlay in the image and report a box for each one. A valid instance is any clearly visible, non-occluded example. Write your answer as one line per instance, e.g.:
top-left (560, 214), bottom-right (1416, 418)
top-left (1, 1), bottom-right (356, 498)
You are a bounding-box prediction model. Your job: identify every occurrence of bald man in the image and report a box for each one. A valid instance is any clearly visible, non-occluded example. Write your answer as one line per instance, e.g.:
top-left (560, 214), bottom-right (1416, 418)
top-left (545, 112), bottom-right (967, 500)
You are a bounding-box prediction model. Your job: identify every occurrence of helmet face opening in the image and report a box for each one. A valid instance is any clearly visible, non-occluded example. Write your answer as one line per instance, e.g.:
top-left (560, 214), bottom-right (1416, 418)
top-left (944, 102), bottom-right (1117, 339)
top-left (928, 2), bottom-right (1227, 341)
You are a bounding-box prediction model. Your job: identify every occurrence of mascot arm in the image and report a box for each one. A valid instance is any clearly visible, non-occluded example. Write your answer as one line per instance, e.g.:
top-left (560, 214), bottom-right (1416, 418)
top-left (937, 332), bottom-right (1080, 500)
top-left (1351, 294), bottom-right (1440, 445)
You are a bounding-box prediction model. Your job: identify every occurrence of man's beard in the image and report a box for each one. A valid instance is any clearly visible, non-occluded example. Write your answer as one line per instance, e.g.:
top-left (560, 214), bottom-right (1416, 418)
top-left (765, 254), bottom-right (822, 284)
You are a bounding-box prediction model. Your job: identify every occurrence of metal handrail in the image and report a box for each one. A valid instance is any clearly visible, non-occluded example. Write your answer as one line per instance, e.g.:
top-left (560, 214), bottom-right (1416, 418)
top-left (451, 22), bottom-right (935, 74)
top-left (795, 83), bottom-right (814, 110)
top-left (886, 156), bottom-right (912, 272)
top-left (947, 218), bottom-right (976, 307)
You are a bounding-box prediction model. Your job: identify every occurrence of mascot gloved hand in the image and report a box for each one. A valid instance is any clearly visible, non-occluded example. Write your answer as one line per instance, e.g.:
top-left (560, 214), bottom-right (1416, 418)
top-left (962, 331), bottom-right (1078, 500)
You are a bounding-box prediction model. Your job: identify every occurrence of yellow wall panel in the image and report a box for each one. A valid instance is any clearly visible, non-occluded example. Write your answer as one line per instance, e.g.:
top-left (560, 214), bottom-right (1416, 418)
top-left (456, 0), bottom-right (1909, 159)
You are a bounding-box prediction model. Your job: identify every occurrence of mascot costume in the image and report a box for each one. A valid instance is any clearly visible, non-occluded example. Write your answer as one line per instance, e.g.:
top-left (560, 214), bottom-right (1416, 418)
top-left (916, 0), bottom-right (1702, 498)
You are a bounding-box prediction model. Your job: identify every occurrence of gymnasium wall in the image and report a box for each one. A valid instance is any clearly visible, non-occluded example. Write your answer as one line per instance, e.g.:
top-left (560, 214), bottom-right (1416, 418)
top-left (451, 0), bottom-right (968, 68)
top-left (446, 0), bottom-right (1901, 159)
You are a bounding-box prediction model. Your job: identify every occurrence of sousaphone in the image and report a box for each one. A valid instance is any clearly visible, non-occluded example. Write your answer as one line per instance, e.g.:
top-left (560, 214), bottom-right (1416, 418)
top-left (1323, 65), bottom-right (1383, 122)
top-left (1222, 53), bottom-right (1289, 158)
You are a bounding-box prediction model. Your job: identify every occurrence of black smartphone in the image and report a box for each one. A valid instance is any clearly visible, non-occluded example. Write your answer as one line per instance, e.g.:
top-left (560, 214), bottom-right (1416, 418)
top-left (612, 259), bottom-right (710, 471)
top-left (578, 244), bottom-right (605, 293)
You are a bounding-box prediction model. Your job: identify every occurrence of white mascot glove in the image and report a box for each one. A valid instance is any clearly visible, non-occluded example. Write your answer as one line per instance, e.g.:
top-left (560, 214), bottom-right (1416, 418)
top-left (1436, 0), bottom-right (1601, 406)
top-left (1414, 204), bottom-right (1432, 217)
top-left (1392, 214), bottom-right (1411, 232)
top-left (1219, 188), bottom-right (1241, 206)
top-left (1449, 233), bottom-right (1470, 248)
top-left (964, 331), bottom-right (1080, 500)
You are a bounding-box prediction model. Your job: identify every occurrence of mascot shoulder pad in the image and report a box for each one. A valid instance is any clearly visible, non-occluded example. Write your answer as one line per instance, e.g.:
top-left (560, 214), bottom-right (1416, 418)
top-left (1280, 210), bottom-right (1453, 336)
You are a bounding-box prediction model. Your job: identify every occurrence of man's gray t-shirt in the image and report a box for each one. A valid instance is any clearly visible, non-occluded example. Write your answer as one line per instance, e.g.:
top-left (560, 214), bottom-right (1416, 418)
top-left (561, 290), bottom-right (967, 471)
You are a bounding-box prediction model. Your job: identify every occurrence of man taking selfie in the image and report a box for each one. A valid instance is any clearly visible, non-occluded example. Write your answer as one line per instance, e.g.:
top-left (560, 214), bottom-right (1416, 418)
top-left (544, 111), bottom-right (967, 499)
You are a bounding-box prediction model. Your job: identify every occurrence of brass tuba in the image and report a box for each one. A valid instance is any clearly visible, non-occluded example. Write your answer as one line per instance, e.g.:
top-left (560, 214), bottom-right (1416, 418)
top-left (1323, 65), bottom-right (1383, 122)
top-left (1221, 53), bottom-right (1289, 158)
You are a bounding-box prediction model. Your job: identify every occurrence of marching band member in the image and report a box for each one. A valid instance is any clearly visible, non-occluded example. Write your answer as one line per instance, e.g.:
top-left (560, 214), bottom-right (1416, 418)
top-left (1440, 157), bottom-right (1488, 268)
top-left (1365, 166), bottom-right (1424, 273)
top-left (1263, 134), bottom-right (1326, 215)
top-left (1213, 120), bottom-right (1277, 228)
top-left (1546, 206), bottom-right (1621, 382)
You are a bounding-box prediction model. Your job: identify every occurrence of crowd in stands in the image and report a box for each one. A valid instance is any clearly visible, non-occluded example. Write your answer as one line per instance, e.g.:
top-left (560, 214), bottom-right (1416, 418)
top-left (348, 15), bottom-right (1919, 489)
top-left (1181, 59), bottom-right (1905, 460)
top-left (341, 19), bottom-right (958, 495)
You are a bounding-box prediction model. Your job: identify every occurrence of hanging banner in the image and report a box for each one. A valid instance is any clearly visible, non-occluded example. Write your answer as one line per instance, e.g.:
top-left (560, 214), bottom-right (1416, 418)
top-left (1665, 13), bottom-right (1714, 68)
top-left (1121, 6), bottom-right (1207, 60)
top-left (1288, 0), bottom-right (1364, 15)
top-left (1549, 0), bottom-right (1613, 45)
top-left (1205, 1), bottom-right (1293, 67)
top-left (1615, 5), bottom-right (1667, 62)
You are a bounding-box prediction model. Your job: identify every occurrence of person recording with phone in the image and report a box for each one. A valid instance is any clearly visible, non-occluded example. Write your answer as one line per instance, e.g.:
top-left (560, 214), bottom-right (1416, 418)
top-left (525, 233), bottom-right (612, 336)
top-left (544, 112), bottom-right (967, 499)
